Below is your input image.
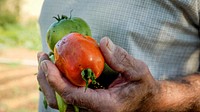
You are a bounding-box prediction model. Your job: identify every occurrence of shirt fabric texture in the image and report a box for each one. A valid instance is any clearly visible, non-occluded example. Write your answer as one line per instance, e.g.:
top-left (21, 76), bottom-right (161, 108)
top-left (38, 0), bottom-right (200, 111)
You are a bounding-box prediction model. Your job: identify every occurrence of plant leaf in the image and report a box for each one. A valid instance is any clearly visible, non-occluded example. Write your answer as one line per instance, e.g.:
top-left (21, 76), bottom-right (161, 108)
top-left (56, 92), bottom-right (67, 112)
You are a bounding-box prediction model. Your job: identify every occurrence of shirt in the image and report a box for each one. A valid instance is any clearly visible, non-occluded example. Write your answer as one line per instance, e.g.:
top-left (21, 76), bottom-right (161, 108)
top-left (38, 0), bottom-right (200, 111)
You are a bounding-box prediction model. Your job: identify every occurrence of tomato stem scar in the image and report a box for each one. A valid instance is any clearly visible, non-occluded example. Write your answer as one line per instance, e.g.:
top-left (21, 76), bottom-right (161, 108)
top-left (81, 68), bottom-right (96, 91)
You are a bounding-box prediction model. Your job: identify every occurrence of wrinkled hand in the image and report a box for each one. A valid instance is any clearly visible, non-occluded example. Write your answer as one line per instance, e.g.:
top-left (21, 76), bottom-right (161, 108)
top-left (38, 52), bottom-right (85, 111)
top-left (37, 52), bottom-right (58, 109)
top-left (37, 37), bottom-right (159, 112)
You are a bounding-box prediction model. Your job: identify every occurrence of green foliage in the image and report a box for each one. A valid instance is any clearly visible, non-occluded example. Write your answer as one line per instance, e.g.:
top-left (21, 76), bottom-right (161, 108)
top-left (0, 12), bottom-right (18, 27)
top-left (0, 0), bottom-right (41, 51)
top-left (0, 21), bottom-right (42, 50)
top-left (0, 0), bottom-right (21, 27)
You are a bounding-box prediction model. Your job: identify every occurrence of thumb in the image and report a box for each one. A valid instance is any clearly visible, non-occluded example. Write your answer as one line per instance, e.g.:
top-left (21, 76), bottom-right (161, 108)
top-left (99, 37), bottom-right (130, 73)
top-left (99, 37), bottom-right (148, 81)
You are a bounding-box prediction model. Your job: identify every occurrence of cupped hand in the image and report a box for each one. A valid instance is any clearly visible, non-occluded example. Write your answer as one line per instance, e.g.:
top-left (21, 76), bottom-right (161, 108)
top-left (38, 37), bottom-right (159, 112)
top-left (37, 52), bottom-right (86, 111)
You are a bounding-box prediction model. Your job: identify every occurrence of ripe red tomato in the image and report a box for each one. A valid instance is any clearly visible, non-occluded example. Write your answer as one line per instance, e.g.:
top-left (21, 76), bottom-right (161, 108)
top-left (54, 33), bottom-right (105, 87)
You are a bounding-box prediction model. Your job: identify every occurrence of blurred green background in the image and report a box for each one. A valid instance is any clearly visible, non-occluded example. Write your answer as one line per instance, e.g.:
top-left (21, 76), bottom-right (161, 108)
top-left (0, 0), bottom-right (42, 50)
top-left (0, 0), bottom-right (43, 112)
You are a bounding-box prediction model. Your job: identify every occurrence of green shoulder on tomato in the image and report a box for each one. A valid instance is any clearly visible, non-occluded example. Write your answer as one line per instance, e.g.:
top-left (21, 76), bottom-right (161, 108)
top-left (46, 15), bottom-right (92, 51)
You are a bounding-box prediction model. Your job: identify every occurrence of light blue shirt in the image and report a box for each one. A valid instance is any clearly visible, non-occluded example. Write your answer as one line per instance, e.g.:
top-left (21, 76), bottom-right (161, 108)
top-left (38, 0), bottom-right (200, 111)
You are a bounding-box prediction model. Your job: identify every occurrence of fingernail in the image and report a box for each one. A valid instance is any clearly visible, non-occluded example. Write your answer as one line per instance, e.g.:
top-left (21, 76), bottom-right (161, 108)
top-left (41, 61), bottom-right (48, 76)
top-left (106, 37), bottom-right (115, 52)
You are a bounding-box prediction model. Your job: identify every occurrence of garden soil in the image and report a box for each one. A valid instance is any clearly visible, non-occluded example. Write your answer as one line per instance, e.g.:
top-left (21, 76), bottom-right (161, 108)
top-left (0, 48), bottom-right (39, 112)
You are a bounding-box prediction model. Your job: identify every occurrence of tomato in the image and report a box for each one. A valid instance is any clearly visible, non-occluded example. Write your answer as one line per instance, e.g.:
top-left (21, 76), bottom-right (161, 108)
top-left (44, 14), bottom-right (92, 111)
top-left (54, 33), bottom-right (105, 88)
top-left (46, 15), bottom-right (92, 51)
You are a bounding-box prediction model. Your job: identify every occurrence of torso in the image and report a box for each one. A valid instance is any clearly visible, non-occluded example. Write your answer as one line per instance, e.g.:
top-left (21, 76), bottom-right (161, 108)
top-left (39, 0), bottom-right (199, 79)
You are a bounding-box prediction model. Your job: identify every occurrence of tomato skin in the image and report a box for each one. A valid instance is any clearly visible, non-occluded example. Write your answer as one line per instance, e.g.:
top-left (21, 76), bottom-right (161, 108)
top-left (54, 33), bottom-right (105, 86)
top-left (46, 15), bottom-right (92, 51)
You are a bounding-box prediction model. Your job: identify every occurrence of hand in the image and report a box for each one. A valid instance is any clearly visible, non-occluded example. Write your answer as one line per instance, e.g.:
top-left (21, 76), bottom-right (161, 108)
top-left (37, 52), bottom-right (58, 109)
top-left (38, 37), bottom-right (159, 112)
top-left (37, 52), bottom-right (89, 111)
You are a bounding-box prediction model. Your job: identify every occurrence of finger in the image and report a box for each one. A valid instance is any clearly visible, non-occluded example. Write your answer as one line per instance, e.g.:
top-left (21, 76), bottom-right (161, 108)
top-left (37, 68), bottom-right (58, 109)
top-left (41, 60), bottom-right (76, 92)
top-left (99, 37), bottom-right (150, 81)
top-left (37, 53), bottom-right (58, 109)
top-left (37, 52), bottom-right (42, 61)
top-left (44, 60), bottom-right (114, 111)
top-left (37, 52), bottom-right (45, 62)
top-left (37, 52), bottom-right (49, 64)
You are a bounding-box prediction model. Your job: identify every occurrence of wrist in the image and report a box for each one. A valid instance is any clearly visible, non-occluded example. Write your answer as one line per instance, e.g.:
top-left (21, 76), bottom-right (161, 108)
top-left (135, 80), bottom-right (160, 111)
top-left (149, 78), bottom-right (199, 111)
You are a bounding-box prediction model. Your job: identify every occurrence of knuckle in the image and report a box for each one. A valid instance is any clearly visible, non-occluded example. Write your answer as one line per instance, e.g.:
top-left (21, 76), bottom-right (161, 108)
top-left (61, 89), bottom-right (81, 106)
top-left (38, 54), bottom-right (49, 64)
top-left (61, 89), bottom-right (72, 102)
top-left (46, 74), bottom-right (56, 87)
top-left (37, 52), bottom-right (44, 60)
top-left (136, 60), bottom-right (155, 83)
top-left (136, 59), bottom-right (149, 74)
top-left (112, 46), bottom-right (131, 71)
